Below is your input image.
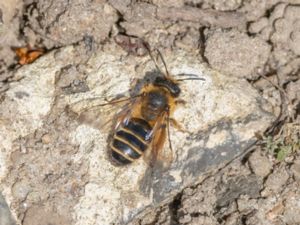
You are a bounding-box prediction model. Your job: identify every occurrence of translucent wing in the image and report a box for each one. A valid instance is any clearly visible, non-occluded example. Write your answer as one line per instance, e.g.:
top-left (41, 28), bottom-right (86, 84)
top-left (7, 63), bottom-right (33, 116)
top-left (144, 111), bottom-right (174, 169)
top-left (68, 95), bottom-right (139, 131)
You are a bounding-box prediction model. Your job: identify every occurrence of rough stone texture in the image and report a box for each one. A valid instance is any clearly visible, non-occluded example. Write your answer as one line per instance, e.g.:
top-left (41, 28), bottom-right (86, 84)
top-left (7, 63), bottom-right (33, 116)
top-left (237, 196), bottom-right (258, 214)
top-left (248, 150), bottom-right (273, 178)
top-left (0, 193), bottom-right (15, 225)
top-left (156, 7), bottom-right (246, 29)
top-left (133, 153), bottom-right (300, 225)
top-left (110, 2), bottom-right (248, 51)
top-left (153, 0), bottom-right (185, 8)
top-left (291, 159), bottom-right (300, 182)
top-left (180, 178), bottom-right (217, 217)
top-left (271, 5), bottom-right (300, 56)
top-left (195, 0), bottom-right (242, 11)
top-left (216, 174), bottom-right (263, 208)
top-left (2, 0), bottom-right (300, 224)
top-left (0, 43), bottom-right (275, 224)
top-left (0, 46), bottom-right (84, 225)
top-left (282, 187), bottom-right (300, 224)
top-left (261, 166), bottom-right (289, 197)
top-left (249, 17), bottom-right (270, 34)
top-left (204, 29), bottom-right (271, 79)
top-left (130, 159), bottom-right (266, 225)
top-left (0, 49), bottom-right (63, 177)
top-left (238, 0), bottom-right (282, 21)
top-left (23, 206), bottom-right (71, 225)
top-left (0, 0), bottom-right (23, 91)
top-left (254, 181), bottom-right (300, 225)
top-left (267, 4), bottom-right (300, 84)
top-left (24, 0), bottom-right (118, 48)
top-left (0, 0), bottom-right (23, 64)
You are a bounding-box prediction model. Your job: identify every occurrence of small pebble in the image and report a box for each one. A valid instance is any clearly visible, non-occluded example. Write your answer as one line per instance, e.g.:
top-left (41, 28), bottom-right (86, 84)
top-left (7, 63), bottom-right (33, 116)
top-left (41, 134), bottom-right (52, 144)
top-left (248, 151), bottom-right (272, 178)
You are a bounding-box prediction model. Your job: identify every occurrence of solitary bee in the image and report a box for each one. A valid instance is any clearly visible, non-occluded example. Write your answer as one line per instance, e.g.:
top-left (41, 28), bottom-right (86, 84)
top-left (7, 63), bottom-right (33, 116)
top-left (71, 49), bottom-right (204, 167)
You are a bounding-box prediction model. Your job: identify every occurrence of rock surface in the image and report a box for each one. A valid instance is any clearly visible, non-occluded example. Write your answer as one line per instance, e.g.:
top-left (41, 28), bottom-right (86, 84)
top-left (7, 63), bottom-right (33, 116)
top-left (24, 0), bottom-right (118, 48)
top-left (0, 44), bottom-right (275, 224)
top-left (248, 150), bottom-right (272, 178)
top-left (204, 29), bottom-right (271, 79)
top-left (0, 193), bottom-right (15, 225)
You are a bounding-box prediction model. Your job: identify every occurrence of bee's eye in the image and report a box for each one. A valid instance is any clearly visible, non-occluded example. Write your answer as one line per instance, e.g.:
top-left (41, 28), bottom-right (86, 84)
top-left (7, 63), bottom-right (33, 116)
top-left (154, 77), bottom-right (180, 97)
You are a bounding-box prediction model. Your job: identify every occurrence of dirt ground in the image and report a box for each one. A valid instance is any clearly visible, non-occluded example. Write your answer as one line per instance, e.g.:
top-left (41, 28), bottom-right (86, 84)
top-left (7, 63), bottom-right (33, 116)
top-left (0, 0), bottom-right (299, 225)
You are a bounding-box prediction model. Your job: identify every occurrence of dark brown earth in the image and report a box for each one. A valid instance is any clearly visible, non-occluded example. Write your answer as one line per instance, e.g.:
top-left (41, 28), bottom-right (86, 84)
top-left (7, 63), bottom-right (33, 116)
top-left (0, 0), bottom-right (299, 225)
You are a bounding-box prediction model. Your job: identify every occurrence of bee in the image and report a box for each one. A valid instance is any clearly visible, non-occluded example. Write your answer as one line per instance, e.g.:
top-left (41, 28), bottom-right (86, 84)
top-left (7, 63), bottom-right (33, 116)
top-left (71, 49), bottom-right (204, 167)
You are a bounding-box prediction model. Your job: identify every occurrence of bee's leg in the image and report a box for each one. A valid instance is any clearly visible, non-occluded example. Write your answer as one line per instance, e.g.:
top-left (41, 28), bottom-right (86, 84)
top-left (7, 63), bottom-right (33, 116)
top-left (169, 118), bottom-right (191, 134)
top-left (166, 110), bottom-right (173, 154)
top-left (169, 118), bottom-right (183, 131)
top-left (175, 99), bottom-right (186, 106)
top-left (166, 109), bottom-right (174, 165)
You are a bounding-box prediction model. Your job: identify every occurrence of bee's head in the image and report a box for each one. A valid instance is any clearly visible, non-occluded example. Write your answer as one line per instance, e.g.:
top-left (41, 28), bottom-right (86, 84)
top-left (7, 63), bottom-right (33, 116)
top-left (153, 76), bottom-right (181, 98)
top-left (147, 48), bottom-right (204, 97)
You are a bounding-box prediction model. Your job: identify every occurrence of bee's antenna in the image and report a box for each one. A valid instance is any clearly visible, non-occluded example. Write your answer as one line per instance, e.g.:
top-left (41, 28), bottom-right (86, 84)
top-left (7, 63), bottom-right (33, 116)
top-left (174, 73), bottom-right (199, 77)
top-left (144, 44), bottom-right (163, 74)
top-left (144, 44), bottom-right (171, 78)
top-left (175, 73), bottom-right (205, 82)
top-left (176, 77), bottom-right (205, 82)
top-left (156, 49), bottom-right (170, 78)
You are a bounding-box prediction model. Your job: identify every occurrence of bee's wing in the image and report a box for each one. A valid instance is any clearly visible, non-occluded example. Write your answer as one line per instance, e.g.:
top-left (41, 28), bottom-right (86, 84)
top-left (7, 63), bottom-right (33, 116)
top-left (145, 111), bottom-right (173, 169)
top-left (68, 95), bottom-right (138, 131)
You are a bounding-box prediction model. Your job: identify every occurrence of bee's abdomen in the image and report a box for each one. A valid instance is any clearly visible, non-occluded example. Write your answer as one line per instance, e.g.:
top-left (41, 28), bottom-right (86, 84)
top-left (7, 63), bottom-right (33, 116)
top-left (110, 118), bottom-right (152, 165)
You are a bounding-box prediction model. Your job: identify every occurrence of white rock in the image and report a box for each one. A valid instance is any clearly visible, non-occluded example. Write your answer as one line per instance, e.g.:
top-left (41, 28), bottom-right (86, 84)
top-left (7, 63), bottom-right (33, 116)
top-left (0, 44), bottom-right (275, 225)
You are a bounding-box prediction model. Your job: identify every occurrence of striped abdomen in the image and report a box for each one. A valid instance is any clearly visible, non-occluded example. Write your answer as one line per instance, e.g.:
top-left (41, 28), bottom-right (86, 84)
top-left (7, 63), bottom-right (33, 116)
top-left (110, 118), bottom-right (152, 165)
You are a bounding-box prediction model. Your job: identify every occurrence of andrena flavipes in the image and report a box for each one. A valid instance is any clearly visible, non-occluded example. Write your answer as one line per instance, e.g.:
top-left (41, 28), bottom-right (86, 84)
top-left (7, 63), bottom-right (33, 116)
top-left (69, 48), bottom-right (205, 167)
